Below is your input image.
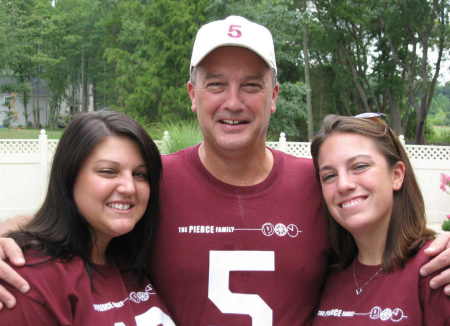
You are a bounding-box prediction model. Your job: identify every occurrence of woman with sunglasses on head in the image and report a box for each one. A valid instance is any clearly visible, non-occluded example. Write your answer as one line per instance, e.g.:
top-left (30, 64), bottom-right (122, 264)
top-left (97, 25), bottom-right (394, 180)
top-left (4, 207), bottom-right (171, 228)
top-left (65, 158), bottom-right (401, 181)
top-left (311, 114), bottom-right (449, 325)
top-left (0, 111), bottom-right (175, 325)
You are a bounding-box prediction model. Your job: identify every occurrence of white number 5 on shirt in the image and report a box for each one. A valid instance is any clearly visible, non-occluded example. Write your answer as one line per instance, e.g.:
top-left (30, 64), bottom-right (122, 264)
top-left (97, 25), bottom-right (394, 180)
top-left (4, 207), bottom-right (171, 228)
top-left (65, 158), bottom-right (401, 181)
top-left (208, 250), bottom-right (275, 325)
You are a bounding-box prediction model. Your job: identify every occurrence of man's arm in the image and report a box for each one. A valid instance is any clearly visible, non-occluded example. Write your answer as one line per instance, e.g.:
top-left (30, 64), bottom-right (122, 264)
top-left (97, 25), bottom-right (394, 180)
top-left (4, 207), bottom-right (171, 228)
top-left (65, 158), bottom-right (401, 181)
top-left (0, 215), bottom-right (32, 236)
top-left (421, 232), bottom-right (450, 295)
top-left (0, 238), bottom-right (29, 310)
top-left (0, 215), bottom-right (32, 310)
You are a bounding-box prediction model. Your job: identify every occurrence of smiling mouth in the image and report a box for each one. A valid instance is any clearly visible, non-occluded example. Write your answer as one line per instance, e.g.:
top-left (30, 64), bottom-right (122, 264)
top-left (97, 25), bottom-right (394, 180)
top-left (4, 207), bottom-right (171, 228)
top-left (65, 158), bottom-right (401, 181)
top-left (107, 203), bottom-right (133, 211)
top-left (220, 119), bottom-right (249, 125)
top-left (340, 197), bottom-right (366, 209)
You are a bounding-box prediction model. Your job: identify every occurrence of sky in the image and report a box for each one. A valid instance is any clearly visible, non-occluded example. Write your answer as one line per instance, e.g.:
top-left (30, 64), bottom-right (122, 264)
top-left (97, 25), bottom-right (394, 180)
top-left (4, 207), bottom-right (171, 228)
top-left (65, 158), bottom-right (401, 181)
top-left (430, 49), bottom-right (450, 84)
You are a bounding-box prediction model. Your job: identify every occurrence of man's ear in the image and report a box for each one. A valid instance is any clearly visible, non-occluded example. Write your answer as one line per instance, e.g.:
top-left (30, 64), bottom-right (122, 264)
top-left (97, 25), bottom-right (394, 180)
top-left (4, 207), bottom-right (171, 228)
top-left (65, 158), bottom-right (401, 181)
top-left (187, 81), bottom-right (197, 112)
top-left (270, 83), bottom-right (280, 114)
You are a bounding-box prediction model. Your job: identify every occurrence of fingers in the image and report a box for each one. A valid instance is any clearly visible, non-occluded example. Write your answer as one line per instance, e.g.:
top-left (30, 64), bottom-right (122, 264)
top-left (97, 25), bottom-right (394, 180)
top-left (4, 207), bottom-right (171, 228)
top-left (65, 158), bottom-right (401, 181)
top-left (424, 232), bottom-right (450, 256)
top-left (0, 283), bottom-right (16, 309)
top-left (428, 267), bottom-right (450, 296)
top-left (0, 258), bottom-right (29, 292)
top-left (0, 237), bottom-right (29, 310)
top-left (0, 238), bottom-right (25, 266)
top-left (421, 247), bottom-right (450, 276)
top-left (445, 284), bottom-right (450, 296)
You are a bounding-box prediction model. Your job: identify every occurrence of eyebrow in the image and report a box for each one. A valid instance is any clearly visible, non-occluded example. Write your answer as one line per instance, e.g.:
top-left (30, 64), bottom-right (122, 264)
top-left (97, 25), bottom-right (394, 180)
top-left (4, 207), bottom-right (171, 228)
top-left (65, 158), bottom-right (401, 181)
top-left (203, 72), bottom-right (266, 81)
top-left (318, 154), bottom-right (372, 172)
top-left (94, 160), bottom-right (146, 169)
top-left (203, 73), bottom-right (223, 80)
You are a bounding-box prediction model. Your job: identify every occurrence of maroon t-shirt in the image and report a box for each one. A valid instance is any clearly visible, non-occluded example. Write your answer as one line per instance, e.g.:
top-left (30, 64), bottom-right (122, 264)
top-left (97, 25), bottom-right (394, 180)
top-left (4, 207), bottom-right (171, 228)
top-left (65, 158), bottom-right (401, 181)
top-left (151, 145), bottom-right (329, 325)
top-left (0, 254), bottom-right (175, 325)
top-left (312, 243), bottom-right (450, 325)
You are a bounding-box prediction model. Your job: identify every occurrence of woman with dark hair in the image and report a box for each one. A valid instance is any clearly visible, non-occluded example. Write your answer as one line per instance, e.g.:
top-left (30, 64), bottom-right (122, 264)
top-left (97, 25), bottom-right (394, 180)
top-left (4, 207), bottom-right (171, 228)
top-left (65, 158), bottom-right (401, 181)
top-left (311, 114), bottom-right (449, 325)
top-left (0, 111), bottom-right (175, 325)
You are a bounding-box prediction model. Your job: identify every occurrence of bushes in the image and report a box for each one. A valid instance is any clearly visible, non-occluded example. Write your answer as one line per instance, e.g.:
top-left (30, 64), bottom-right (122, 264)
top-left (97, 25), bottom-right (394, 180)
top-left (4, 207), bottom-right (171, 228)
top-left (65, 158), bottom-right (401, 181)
top-left (429, 126), bottom-right (450, 145)
top-left (157, 120), bottom-right (202, 154)
top-left (268, 82), bottom-right (308, 141)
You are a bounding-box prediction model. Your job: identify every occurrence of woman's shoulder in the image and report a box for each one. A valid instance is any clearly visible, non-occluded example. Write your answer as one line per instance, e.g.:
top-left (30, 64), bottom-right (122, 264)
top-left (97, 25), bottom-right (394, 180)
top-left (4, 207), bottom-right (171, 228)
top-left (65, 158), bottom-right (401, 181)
top-left (404, 240), bottom-right (434, 268)
top-left (8, 252), bottom-right (89, 303)
top-left (19, 251), bottom-right (86, 278)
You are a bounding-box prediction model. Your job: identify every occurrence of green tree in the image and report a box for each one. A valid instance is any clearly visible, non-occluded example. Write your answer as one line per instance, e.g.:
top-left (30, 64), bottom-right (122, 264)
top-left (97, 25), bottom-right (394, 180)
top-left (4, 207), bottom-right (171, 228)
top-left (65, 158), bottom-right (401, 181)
top-left (1, 0), bottom-right (114, 127)
top-left (42, 0), bottom-right (113, 125)
top-left (0, 0), bottom-right (39, 126)
top-left (307, 0), bottom-right (450, 143)
top-left (270, 81), bottom-right (308, 141)
top-left (430, 84), bottom-right (450, 125)
top-left (104, 0), bottom-right (209, 122)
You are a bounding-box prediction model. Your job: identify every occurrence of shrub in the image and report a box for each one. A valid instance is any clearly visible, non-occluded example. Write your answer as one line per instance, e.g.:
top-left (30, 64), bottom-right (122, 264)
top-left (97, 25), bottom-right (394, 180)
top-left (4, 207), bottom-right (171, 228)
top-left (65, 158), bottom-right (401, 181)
top-left (159, 120), bottom-right (202, 154)
top-left (269, 82), bottom-right (308, 141)
top-left (428, 126), bottom-right (450, 145)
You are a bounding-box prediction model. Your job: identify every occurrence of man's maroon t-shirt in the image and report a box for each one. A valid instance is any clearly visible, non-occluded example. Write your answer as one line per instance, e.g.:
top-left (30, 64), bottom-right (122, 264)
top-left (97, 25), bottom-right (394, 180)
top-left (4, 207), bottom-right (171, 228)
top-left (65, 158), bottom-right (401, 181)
top-left (151, 145), bottom-right (329, 325)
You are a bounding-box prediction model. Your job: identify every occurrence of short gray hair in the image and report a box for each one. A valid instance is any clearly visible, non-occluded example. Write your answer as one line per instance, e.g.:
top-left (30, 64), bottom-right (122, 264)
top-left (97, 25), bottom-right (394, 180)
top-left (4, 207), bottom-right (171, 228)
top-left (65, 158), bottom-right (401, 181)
top-left (189, 66), bottom-right (277, 86)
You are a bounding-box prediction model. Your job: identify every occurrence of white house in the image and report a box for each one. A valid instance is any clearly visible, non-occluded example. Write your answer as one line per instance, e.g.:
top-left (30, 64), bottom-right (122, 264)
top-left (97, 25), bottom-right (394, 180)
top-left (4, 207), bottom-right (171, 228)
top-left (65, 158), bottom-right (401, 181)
top-left (0, 76), bottom-right (94, 128)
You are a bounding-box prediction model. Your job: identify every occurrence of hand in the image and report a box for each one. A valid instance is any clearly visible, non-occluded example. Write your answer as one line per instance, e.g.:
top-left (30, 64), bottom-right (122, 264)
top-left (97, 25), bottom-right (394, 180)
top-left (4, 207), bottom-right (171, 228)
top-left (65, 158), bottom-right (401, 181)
top-left (420, 232), bottom-right (450, 295)
top-left (0, 238), bottom-right (29, 310)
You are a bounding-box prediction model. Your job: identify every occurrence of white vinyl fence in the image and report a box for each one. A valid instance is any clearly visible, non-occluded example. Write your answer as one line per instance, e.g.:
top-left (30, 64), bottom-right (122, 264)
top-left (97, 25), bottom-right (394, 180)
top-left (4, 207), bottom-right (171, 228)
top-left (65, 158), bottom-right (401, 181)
top-left (1, 131), bottom-right (449, 230)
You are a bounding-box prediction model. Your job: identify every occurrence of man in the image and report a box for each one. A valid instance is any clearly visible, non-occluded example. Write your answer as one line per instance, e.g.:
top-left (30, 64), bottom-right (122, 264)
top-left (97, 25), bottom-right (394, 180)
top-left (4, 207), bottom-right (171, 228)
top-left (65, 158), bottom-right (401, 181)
top-left (149, 17), bottom-right (327, 325)
top-left (1, 16), bottom-right (450, 325)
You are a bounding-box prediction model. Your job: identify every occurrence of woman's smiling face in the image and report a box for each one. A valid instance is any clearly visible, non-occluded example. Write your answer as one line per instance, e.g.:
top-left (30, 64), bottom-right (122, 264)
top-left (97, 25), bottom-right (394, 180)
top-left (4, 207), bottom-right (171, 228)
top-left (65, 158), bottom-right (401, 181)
top-left (73, 135), bottom-right (150, 260)
top-left (317, 132), bottom-right (405, 238)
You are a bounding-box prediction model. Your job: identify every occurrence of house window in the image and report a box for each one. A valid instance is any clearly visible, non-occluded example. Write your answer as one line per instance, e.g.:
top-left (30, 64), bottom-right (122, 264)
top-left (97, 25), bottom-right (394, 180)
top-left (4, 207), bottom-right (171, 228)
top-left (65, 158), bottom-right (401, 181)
top-left (4, 95), bottom-right (13, 107)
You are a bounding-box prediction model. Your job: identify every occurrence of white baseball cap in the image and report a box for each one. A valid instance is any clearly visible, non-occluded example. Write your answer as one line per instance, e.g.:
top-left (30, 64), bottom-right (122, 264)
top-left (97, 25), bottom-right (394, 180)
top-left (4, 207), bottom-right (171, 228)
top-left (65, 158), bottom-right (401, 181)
top-left (190, 16), bottom-right (277, 74)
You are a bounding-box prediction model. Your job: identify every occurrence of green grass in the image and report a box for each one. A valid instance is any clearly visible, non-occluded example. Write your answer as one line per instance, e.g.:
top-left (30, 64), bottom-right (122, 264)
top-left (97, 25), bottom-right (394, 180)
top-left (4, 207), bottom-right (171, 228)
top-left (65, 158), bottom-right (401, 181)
top-left (3, 124), bottom-right (446, 145)
top-left (157, 120), bottom-right (203, 154)
top-left (143, 123), bottom-right (166, 140)
top-left (429, 125), bottom-right (450, 145)
top-left (0, 128), bottom-right (64, 139)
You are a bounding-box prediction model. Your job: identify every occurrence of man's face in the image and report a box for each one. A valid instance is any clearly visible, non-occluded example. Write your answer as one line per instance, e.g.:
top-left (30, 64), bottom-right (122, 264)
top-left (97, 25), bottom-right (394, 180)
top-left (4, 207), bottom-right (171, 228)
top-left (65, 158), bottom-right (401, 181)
top-left (188, 46), bottom-right (279, 155)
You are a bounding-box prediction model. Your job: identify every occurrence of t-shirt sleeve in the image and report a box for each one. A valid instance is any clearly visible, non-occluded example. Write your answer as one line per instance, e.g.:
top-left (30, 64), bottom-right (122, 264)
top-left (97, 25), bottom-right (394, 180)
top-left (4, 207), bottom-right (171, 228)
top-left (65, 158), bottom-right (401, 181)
top-left (0, 287), bottom-right (59, 325)
top-left (420, 272), bottom-right (450, 325)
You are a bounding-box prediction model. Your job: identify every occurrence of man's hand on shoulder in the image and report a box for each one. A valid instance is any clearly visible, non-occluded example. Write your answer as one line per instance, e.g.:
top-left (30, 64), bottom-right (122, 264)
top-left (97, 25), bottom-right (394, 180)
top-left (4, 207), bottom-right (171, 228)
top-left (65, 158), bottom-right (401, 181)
top-left (421, 232), bottom-right (450, 295)
top-left (0, 214), bottom-right (32, 310)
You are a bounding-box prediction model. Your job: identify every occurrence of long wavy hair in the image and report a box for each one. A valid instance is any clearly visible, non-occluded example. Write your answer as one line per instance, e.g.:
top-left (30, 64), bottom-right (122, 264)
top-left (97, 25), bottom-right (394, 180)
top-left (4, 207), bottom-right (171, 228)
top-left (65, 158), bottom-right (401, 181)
top-left (310, 114), bottom-right (434, 272)
top-left (9, 111), bottom-right (162, 282)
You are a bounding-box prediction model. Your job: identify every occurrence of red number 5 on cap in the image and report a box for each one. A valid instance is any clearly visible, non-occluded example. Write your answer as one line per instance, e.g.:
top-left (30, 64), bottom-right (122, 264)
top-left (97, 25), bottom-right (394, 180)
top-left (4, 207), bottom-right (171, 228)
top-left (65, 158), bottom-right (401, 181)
top-left (227, 24), bottom-right (242, 38)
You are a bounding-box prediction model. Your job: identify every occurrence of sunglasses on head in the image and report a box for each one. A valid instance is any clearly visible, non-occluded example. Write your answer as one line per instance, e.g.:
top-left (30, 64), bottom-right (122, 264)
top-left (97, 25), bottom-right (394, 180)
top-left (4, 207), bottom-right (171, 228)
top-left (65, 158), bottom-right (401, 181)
top-left (354, 112), bottom-right (405, 155)
top-left (354, 112), bottom-right (387, 124)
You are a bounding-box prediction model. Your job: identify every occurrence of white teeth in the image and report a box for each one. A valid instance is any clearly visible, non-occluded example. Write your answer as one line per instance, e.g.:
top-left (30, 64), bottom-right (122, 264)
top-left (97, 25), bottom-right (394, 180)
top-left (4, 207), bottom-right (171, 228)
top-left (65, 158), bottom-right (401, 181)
top-left (341, 198), bottom-right (363, 208)
top-left (222, 120), bottom-right (241, 125)
top-left (109, 203), bottom-right (131, 210)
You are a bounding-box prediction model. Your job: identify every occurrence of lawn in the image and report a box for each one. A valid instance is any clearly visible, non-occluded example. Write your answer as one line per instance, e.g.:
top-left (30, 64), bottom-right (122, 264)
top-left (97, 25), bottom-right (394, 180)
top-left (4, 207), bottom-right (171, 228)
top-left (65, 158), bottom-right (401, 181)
top-left (0, 124), bottom-right (167, 140)
top-left (1, 124), bottom-right (448, 144)
top-left (430, 125), bottom-right (450, 145)
top-left (0, 125), bottom-right (164, 141)
top-left (0, 128), bottom-right (64, 139)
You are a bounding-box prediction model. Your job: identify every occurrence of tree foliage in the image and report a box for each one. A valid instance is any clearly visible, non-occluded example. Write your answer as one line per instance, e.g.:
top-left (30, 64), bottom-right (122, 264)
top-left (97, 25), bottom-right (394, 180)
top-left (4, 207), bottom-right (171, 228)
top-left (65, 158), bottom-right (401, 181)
top-left (103, 0), bottom-right (209, 121)
top-left (269, 81), bottom-right (308, 141)
top-left (1, 0), bottom-right (449, 144)
top-left (306, 0), bottom-right (450, 143)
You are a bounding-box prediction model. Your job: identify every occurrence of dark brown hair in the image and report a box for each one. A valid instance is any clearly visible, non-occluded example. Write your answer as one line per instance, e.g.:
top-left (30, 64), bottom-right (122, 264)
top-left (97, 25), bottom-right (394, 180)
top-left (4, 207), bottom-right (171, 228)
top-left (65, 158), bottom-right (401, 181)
top-left (310, 114), bottom-right (434, 271)
top-left (9, 111), bottom-right (162, 281)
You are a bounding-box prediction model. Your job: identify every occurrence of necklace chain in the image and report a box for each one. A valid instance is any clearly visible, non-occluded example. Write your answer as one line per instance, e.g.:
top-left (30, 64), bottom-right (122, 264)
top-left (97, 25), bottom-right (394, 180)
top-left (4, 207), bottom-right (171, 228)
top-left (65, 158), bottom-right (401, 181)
top-left (352, 262), bottom-right (383, 296)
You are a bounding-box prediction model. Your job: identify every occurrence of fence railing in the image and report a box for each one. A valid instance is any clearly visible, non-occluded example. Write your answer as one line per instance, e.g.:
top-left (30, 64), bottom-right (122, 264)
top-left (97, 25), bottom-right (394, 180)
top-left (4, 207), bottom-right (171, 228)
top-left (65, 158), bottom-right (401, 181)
top-left (1, 130), bottom-right (449, 230)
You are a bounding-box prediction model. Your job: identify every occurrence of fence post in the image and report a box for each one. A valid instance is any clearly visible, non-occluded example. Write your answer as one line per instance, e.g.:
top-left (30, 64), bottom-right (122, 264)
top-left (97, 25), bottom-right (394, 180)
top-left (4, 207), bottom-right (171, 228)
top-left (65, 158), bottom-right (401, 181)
top-left (278, 132), bottom-right (288, 153)
top-left (161, 130), bottom-right (171, 154)
top-left (39, 129), bottom-right (49, 201)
